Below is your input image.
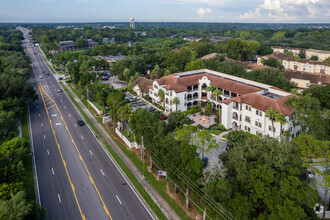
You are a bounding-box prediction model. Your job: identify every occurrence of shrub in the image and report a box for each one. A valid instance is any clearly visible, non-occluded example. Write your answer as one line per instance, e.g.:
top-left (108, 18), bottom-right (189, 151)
top-left (185, 108), bottom-right (199, 115)
top-left (218, 124), bottom-right (226, 131)
top-left (197, 124), bottom-right (204, 130)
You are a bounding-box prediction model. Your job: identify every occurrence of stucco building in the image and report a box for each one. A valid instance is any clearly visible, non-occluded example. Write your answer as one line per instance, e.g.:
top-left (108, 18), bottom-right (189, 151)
top-left (149, 69), bottom-right (300, 140)
top-left (257, 53), bottom-right (330, 75)
top-left (271, 46), bottom-right (330, 61)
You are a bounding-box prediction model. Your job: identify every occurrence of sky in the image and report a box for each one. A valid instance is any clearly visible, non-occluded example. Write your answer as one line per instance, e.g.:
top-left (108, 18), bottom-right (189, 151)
top-left (0, 0), bottom-right (329, 23)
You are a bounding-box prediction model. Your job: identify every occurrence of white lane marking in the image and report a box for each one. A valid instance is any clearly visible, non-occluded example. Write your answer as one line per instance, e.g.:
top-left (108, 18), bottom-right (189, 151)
top-left (51, 168), bottom-right (54, 175)
top-left (57, 94), bottom-right (59, 97)
top-left (51, 114), bottom-right (57, 117)
top-left (39, 114), bottom-right (40, 117)
top-left (89, 150), bottom-right (93, 155)
top-left (81, 135), bottom-right (84, 140)
top-left (74, 124), bottom-right (77, 127)
top-left (47, 149), bottom-right (49, 155)
top-left (58, 194), bottom-right (61, 203)
top-left (37, 106), bottom-right (39, 109)
top-left (116, 195), bottom-right (122, 205)
top-left (43, 135), bottom-right (46, 140)
top-left (41, 123), bottom-right (43, 127)
top-left (64, 106), bottom-right (66, 109)
top-left (69, 114), bottom-right (71, 117)
top-left (100, 169), bottom-right (105, 176)
top-left (61, 99), bottom-right (63, 102)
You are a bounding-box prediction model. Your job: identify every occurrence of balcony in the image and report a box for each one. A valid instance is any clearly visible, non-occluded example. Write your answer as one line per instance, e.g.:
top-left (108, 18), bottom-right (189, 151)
top-left (233, 105), bottom-right (239, 110)
top-left (187, 98), bottom-right (192, 101)
top-left (232, 116), bottom-right (238, 120)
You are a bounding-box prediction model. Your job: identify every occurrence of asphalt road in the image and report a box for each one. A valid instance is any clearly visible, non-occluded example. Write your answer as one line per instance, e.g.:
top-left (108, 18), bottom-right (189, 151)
top-left (19, 27), bottom-right (154, 220)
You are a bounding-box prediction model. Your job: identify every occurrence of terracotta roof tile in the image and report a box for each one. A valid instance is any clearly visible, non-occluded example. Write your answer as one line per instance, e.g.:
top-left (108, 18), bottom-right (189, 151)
top-left (222, 93), bottom-right (298, 115)
top-left (284, 69), bottom-right (330, 85)
top-left (134, 77), bottom-right (153, 94)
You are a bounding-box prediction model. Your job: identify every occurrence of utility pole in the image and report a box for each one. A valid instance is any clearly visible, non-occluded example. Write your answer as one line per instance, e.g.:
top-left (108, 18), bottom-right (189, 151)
top-left (86, 85), bottom-right (89, 109)
top-left (141, 136), bottom-right (145, 177)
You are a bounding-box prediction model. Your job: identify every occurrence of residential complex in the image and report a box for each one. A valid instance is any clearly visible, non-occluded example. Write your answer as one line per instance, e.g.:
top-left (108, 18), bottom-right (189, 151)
top-left (271, 46), bottom-right (330, 61)
top-left (149, 69), bottom-right (300, 139)
top-left (57, 39), bottom-right (98, 52)
top-left (257, 53), bottom-right (330, 75)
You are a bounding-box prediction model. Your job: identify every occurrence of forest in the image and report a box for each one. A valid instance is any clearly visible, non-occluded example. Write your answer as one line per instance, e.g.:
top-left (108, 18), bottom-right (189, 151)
top-left (0, 27), bottom-right (45, 219)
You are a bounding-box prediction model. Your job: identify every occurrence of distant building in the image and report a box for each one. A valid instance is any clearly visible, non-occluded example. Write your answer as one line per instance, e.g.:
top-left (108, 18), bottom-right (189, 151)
top-left (257, 53), bottom-right (330, 75)
top-left (183, 37), bottom-right (202, 42)
top-left (201, 53), bottom-right (218, 60)
top-left (271, 46), bottom-right (330, 61)
top-left (229, 60), bottom-right (267, 72)
top-left (148, 69), bottom-right (301, 140)
top-left (103, 26), bottom-right (116, 29)
top-left (58, 40), bottom-right (77, 52)
top-left (87, 39), bottom-right (98, 49)
top-left (133, 77), bottom-right (153, 97)
top-left (284, 69), bottom-right (330, 92)
top-left (103, 37), bottom-right (115, 44)
top-left (93, 55), bottom-right (128, 66)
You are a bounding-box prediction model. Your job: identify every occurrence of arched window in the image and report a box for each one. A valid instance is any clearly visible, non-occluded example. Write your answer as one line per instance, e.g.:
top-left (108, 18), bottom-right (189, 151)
top-left (202, 83), bottom-right (207, 90)
top-left (193, 93), bottom-right (198, 99)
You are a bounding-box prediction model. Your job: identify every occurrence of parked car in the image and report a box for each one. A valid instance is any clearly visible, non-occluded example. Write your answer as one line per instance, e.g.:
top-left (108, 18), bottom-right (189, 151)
top-left (77, 120), bottom-right (85, 126)
top-left (146, 106), bottom-right (155, 112)
top-left (225, 144), bottom-right (231, 151)
top-left (58, 77), bottom-right (63, 80)
top-left (160, 115), bottom-right (167, 120)
top-left (308, 170), bottom-right (314, 178)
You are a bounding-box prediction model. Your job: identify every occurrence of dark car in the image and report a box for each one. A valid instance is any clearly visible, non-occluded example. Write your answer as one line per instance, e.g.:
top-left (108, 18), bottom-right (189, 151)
top-left (160, 115), bottom-right (167, 120)
top-left (77, 120), bottom-right (85, 126)
top-left (58, 77), bottom-right (63, 80)
top-left (202, 157), bottom-right (209, 167)
top-left (46, 72), bottom-right (50, 75)
top-left (146, 106), bottom-right (155, 112)
top-left (57, 88), bottom-right (62, 92)
top-left (225, 144), bottom-right (231, 151)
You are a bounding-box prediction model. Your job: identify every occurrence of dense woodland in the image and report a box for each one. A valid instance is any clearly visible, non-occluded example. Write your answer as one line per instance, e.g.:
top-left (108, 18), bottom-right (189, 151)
top-left (0, 27), bottom-right (45, 219)
top-left (1, 23), bottom-right (328, 219)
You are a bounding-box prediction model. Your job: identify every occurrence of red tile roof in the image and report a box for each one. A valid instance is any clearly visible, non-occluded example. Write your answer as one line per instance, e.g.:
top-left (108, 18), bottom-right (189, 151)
top-left (222, 93), bottom-right (298, 115)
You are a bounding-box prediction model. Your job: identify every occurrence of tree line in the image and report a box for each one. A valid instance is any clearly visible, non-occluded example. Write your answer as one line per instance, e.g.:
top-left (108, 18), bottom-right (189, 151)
top-left (0, 27), bottom-right (45, 219)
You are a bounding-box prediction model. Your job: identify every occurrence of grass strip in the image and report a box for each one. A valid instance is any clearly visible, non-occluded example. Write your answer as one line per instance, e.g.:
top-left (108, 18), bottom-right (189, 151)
top-left (60, 82), bottom-right (167, 220)
top-left (37, 47), bottom-right (56, 73)
top-left (22, 106), bottom-right (36, 201)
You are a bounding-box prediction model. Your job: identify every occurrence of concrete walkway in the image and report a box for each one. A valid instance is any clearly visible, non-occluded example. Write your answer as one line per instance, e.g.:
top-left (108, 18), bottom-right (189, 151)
top-left (63, 82), bottom-right (179, 220)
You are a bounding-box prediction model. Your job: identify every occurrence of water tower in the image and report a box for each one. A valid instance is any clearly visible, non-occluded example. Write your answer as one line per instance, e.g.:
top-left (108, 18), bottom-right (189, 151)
top-left (130, 17), bottom-right (135, 29)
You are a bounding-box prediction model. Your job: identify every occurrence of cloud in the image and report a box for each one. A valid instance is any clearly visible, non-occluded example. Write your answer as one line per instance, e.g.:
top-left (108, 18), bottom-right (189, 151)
top-left (238, 0), bottom-right (329, 22)
top-left (197, 8), bottom-right (212, 16)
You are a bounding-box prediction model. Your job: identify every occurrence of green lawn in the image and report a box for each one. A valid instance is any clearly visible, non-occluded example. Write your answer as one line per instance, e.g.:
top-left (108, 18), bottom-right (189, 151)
top-left (59, 49), bottom-right (88, 55)
top-left (210, 129), bottom-right (222, 135)
top-left (22, 106), bottom-right (36, 201)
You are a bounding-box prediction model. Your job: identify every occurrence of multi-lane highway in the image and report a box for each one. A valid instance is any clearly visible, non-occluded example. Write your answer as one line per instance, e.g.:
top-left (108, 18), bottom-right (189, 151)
top-left (20, 27), bottom-right (155, 220)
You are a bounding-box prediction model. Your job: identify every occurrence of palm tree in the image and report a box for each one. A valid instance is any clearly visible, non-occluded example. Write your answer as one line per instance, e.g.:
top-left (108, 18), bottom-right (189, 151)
top-left (123, 68), bottom-right (130, 87)
top-left (265, 107), bottom-right (278, 137)
top-left (205, 85), bottom-right (217, 110)
top-left (157, 89), bottom-right (165, 107)
top-left (173, 97), bottom-right (180, 112)
top-left (213, 89), bottom-right (223, 121)
top-left (275, 113), bottom-right (287, 137)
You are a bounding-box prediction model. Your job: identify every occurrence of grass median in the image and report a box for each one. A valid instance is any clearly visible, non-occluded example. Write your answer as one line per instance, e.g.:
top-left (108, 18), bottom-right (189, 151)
top-left (60, 82), bottom-right (168, 220)
top-left (22, 105), bottom-right (36, 201)
top-left (37, 47), bottom-right (56, 73)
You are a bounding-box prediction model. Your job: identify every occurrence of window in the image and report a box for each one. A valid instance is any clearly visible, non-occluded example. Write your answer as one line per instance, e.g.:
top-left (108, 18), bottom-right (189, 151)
top-left (269, 125), bottom-right (276, 132)
top-left (245, 116), bottom-right (251, 123)
top-left (154, 84), bottom-right (158, 89)
top-left (255, 121), bottom-right (262, 128)
top-left (321, 69), bottom-right (325, 74)
top-left (256, 110), bottom-right (262, 116)
top-left (244, 126), bottom-right (250, 132)
top-left (289, 127), bottom-right (292, 132)
top-left (245, 105), bottom-right (251, 111)
top-left (306, 83), bottom-right (309, 87)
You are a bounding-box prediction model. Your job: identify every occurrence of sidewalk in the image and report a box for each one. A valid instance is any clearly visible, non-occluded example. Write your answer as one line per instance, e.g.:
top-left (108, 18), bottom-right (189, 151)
top-left (63, 82), bottom-right (179, 220)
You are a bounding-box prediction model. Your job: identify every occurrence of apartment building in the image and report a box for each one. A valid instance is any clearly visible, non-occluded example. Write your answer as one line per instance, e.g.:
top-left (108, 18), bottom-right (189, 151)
top-left (271, 46), bottom-right (330, 62)
top-left (149, 69), bottom-right (300, 139)
top-left (257, 53), bottom-right (330, 75)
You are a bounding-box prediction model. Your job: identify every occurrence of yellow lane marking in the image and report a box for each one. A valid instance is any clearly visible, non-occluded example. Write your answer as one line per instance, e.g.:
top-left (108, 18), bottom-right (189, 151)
top-left (47, 104), bottom-right (55, 110)
top-left (38, 83), bottom-right (86, 220)
top-left (39, 84), bottom-right (112, 220)
top-left (27, 42), bottom-right (85, 220)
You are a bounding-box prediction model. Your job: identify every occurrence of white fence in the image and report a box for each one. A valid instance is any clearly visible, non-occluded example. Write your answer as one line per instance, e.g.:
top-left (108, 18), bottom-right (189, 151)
top-left (115, 127), bottom-right (140, 149)
top-left (87, 100), bottom-right (102, 115)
